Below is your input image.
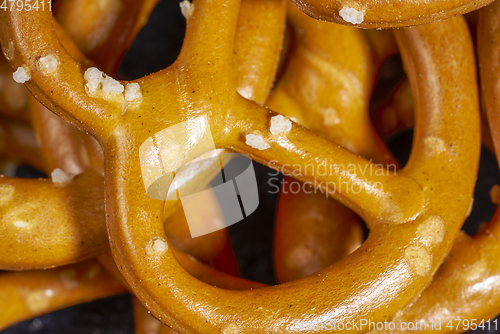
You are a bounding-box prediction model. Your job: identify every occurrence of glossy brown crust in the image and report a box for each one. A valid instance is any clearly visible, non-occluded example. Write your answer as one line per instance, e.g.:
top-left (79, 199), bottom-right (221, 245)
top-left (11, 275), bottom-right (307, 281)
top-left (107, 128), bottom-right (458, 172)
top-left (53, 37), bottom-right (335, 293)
top-left (479, 0), bottom-right (500, 164)
top-left (0, 259), bottom-right (126, 331)
top-left (234, 0), bottom-right (286, 104)
top-left (266, 4), bottom-right (397, 167)
top-left (0, 2), bottom-right (479, 334)
top-left (0, 169), bottom-right (108, 270)
top-left (289, 0), bottom-right (493, 28)
top-left (372, 208), bottom-right (500, 333)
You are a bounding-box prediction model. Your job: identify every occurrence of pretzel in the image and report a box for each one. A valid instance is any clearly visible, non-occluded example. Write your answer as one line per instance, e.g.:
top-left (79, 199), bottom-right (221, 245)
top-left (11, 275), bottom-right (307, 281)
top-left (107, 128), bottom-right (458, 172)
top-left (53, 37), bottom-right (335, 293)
top-left (0, 2), bottom-right (479, 332)
top-left (288, 0), bottom-right (492, 28)
top-left (271, 6), bottom-right (396, 283)
top-left (0, 2), bottom-right (481, 334)
top-left (270, 8), bottom-right (500, 330)
top-left (372, 77), bottom-right (495, 152)
top-left (372, 208), bottom-right (500, 333)
top-left (0, 259), bottom-right (126, 331)
top-left (0, 169), bottom-right (108, 270)
top-left (1, 0), bottom-right (284, 328)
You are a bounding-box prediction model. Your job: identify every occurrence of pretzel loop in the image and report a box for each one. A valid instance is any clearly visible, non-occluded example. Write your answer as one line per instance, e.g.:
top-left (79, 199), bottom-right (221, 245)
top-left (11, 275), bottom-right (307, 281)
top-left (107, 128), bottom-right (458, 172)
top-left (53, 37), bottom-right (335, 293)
top-left (0, 2), bottom-right (480, 333)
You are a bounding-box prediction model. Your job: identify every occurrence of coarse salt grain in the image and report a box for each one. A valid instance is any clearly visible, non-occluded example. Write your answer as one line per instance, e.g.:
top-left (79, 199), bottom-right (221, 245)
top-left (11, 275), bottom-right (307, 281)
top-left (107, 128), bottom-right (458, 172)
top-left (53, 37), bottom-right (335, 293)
top-left (102, 76), bottom-right (124, 94)
top-left (246, 134), bottom-right (270, 150)
top-left (37, 54), bottom-right (59, 75)
top-left (125, 82), bottom-right (142, 101)
top-left (84, 67), bottom-right (104, 94)
top-left (13, 67), bottom-right (30, 83)
top-left (270, 115), bottom-right (292, 135)
top-left (179, 0), bottom-right (193, 19)
top-left (51, 168), bottom-right (73, 184)
top-left (339, 7), bottom-right (364, 24)
top-left (152, 238), bottom-right (168, 252)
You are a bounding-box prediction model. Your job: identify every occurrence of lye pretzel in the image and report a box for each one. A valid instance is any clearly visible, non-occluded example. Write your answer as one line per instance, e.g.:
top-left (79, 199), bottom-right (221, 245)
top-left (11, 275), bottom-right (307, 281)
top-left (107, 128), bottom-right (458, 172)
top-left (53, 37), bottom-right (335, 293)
top-left (272, 4), bottom-right (500, 331)
top-left (1, 0), bottom-right (498, 332)
top-left (1, 0), bottom-right (480, 332)
top-left (270, 5), bottom-right (396, 284)
top-left (1, 0), bottom-right (283, 330)
top-left (0, 260), bottom-right (126, 331)
top-left (289, 0), bottom-right (492, 28)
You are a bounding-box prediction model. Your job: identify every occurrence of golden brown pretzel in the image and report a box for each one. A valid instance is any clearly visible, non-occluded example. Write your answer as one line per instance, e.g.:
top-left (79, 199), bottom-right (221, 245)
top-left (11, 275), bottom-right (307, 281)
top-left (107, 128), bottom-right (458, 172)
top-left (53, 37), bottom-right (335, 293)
top-left (1, 1), bottom-right (284, 329)
top-left (372, 207), bottom-right (500, 333)
top-left (0, 259), bottom-right (126, 331)
top-left (0, 169), bottom-right (107, 270)
top-left (288, 0), bottom-right (492, 28)
top-left (271, 5), bottom-right (394, 284)
top-left (0, 2), bottom-right (480, 333)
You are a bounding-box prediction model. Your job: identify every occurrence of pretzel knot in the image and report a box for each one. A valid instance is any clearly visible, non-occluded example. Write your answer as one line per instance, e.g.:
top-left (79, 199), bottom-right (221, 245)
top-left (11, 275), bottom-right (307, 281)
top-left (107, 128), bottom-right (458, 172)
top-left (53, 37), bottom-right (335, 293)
top-left (0, 0), bottom-right (494, 333)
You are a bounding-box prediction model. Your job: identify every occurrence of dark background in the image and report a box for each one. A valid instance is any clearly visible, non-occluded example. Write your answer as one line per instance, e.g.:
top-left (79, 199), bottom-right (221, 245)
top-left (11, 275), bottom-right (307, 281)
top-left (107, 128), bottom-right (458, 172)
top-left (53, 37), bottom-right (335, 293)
top-left (2, 0), bottom-right (500, 333)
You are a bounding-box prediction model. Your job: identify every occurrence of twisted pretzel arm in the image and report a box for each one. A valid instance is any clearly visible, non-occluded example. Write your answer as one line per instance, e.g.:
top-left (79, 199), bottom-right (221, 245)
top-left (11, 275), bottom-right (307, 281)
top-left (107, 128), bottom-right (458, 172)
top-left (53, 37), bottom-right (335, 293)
top-left (266, 4), bottom-right (397, 166)
top-left (0, 259), bottom-right (126, 331)
top-left (0, 169), bottom-right (108, 269)
top-left (234, 0), bottom-right (286, 104)
top-left (0, 10), bottom-right (121, 137)
top-left (163, 0), bottom-right (286, 267)
top-left (107, 12), bottom-right (476, 334)
top-left (271, 7), bottom-right (392, 283)
top-left (288, 0), bottom-right (492, 28)
top-left (373, 206), bottom-right (500, 333)
top-left (0, 1), bottom-right (479, 332)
